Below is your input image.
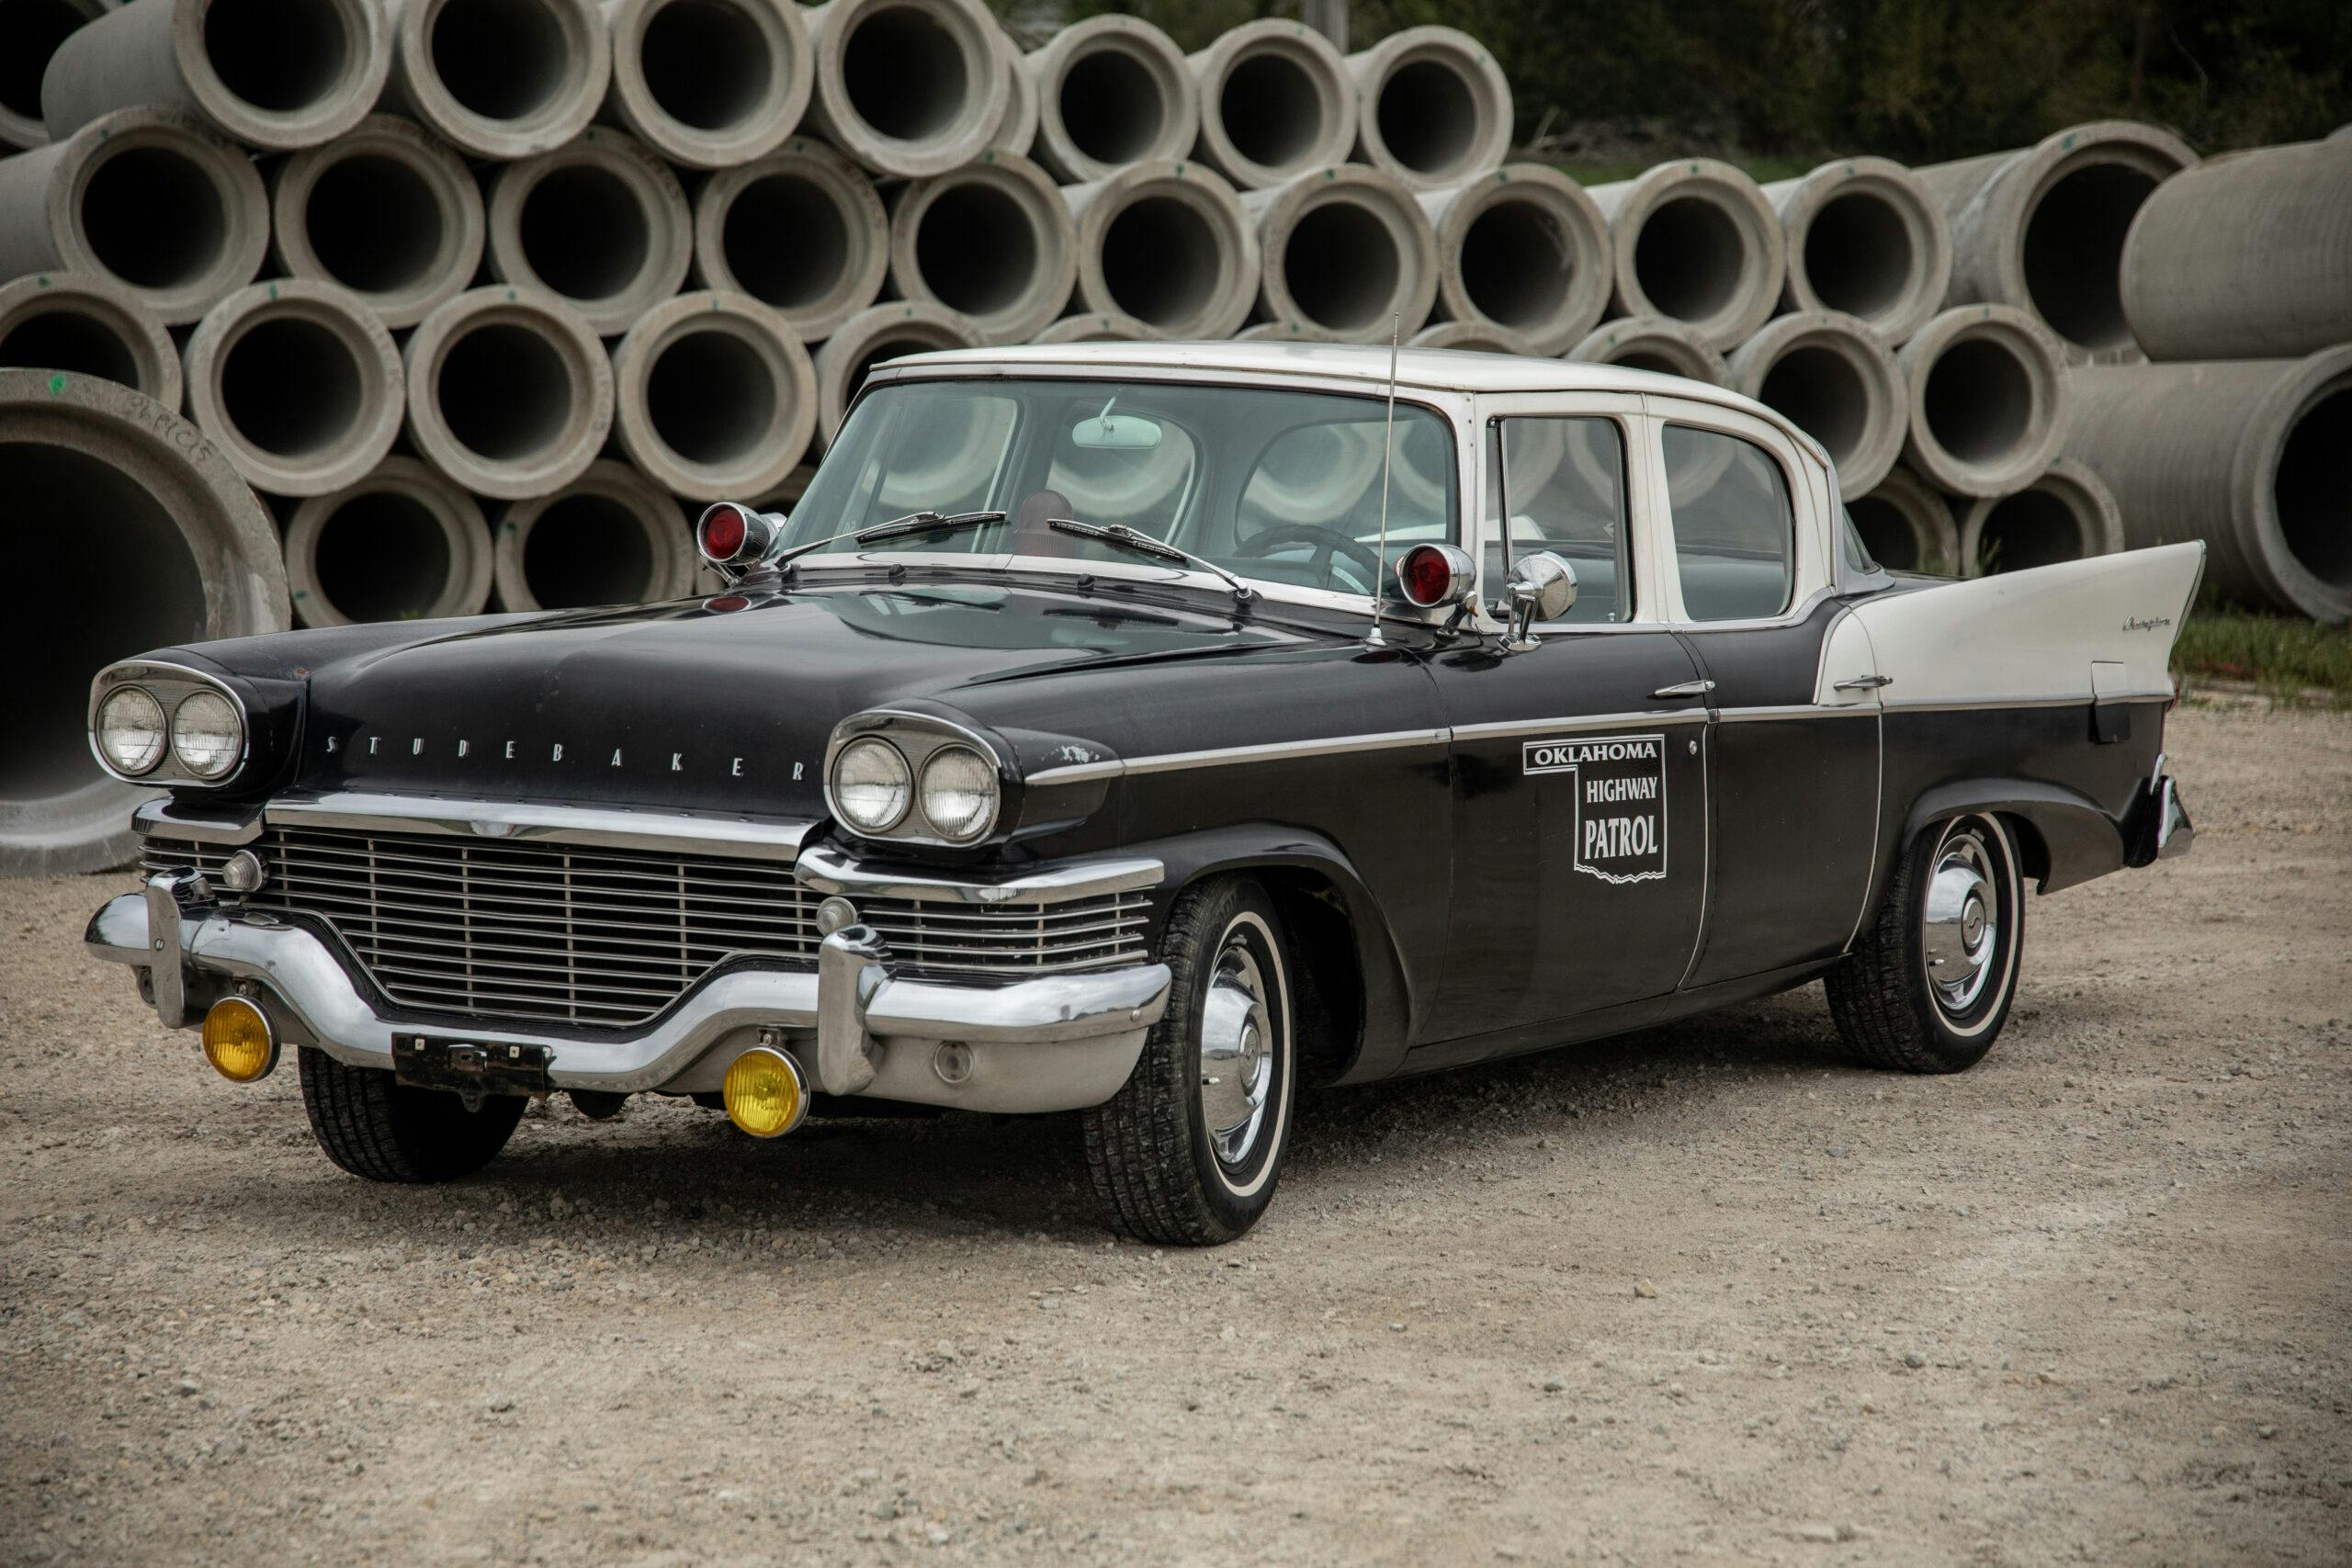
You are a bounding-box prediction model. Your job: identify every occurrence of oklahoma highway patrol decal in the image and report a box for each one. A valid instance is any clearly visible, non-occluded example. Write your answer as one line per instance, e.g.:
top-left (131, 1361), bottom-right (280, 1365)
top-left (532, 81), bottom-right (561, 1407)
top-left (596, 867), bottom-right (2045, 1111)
top-left (1523, 734), bottom-right (1668, 884)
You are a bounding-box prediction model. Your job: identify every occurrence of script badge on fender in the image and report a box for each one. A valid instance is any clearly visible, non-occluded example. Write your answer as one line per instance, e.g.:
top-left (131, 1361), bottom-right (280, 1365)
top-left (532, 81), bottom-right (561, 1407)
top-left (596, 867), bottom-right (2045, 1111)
top-left (1522, 733), bottom-right (1668, 884)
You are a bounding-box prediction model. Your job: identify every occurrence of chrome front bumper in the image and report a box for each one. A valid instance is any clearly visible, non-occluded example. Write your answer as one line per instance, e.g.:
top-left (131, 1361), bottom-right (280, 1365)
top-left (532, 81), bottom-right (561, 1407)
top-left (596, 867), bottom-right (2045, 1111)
top-left (88, 861), bottom-right (1170, 1114)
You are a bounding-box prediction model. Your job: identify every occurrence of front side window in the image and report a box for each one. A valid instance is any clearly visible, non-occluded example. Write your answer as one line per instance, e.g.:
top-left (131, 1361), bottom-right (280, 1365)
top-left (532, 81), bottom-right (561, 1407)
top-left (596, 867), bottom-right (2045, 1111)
top-left (786, 378), bottom-right (1459, 599)
top-left (1661, 425), bottom-right (1795, 621)
top-left (1483, 415), bottom-right (1631, 625)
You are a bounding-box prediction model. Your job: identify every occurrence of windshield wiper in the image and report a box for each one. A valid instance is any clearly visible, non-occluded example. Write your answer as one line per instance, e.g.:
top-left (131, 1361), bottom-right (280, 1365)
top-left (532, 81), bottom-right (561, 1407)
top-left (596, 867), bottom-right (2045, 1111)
top-left (773, 509), bottom-right (1007, 571)
top-left (1046, 518), bottom-right (1256, 605)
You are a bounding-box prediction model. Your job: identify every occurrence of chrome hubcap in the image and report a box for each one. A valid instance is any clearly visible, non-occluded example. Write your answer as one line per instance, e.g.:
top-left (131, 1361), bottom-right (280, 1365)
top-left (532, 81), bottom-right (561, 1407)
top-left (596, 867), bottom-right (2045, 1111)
top-left (1199, 942), bottom-right (1273, 1168)
top-left (1922, 829), bottom-right (1998, 1014)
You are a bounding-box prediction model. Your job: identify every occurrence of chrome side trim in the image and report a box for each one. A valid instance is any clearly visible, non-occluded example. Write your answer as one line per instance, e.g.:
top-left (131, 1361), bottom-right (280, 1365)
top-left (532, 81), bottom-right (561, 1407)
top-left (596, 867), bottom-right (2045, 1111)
top-left (795, 844), bottom-right (1165, 906)
top-left (263, 794), bottom-right (815, 863)
top-left (134, 798), bottom-right (263, 845)
top-left (1450, 710), bottom-right (1706, 742)
top-left (1025, 728), bottom-right (1450, 785)
top-left (1881, 691), bottom-right (2171, 714)
top-left (1713, 704), bottom-right (1881, 724)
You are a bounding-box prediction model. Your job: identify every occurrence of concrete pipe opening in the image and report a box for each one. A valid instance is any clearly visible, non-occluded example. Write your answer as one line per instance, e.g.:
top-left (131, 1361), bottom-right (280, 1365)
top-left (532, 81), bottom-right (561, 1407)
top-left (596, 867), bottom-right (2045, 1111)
top-left (0, 0), bottom-right (105, 148)
top-left (433, 0), bottom-right (574, 121)
top-left (491, 133), bottom-right (690, 334)
top-left (522, 166), bottom-right (651, 303)
top-left (1634, 197), bottom-right (1746, 324)
top-left (0, 275), bottom-right (181, 407)
top-left (915, 185), bottom-right (1037, 320)
top-left (1764, 347), bottom-right (1867, 459)
top-left (1102, 197), bottom-right (1223, 332)
top-left (1376, 61), bottom-right (1476, 181)
top-left (608, 0), bottom-right (809, 167)
top-left (1899, 307), bottom-right (2064, 497)
top-left (1347, 28), bottom-right (1510, 190)
top-left (80, 147), bottom-right (226, 295)
top-left (185, 279), bottom-right (403, 495)
top-left (2276, 388), bottom-right (2352, 595)
top-left (1250, 167), bottom-right (1434, 343)
top-left (442, 327), bottom-right (570, 461)
top-left (271, 117), bottom-right (483, 329)
top-left (811, 301), bottom-right (978, 444)
top-left (1732, 311), bottom-right (1905, 493)
top-left (1459, 200), bottom-right (1580, 335)
top-left (891, 156), bottom-right (1074, 343)
top-left (695, 141), bottom-right (888, 342)
top-left (1220, 53), bottom-right (1322, 172)
top-left (525, 495), bottom-right (656, 606)
top-left (842, 5), bottom-right (966, 141)
top-left (1923, 341), bottom-right (2030, 467)
top-left (1284, 203), bottom-right (1400, 337)
top-left (202, 0), bottom-right (358, 116)
top-left (649, 333), bottom-right (772, 468)
top-left (0, 306), bottom-right (133, 385)
top-left (1060, 50), bottom-right (1164, 167)
top-left (219, 320), bottom-right (362, 459)
top-left (1970, 488), bottom-right (2093, 574)
top-left (1565, 317), bottom-right (1732, 389)
top-left (613, 293), bottom-right (813, 497)
top-left (1849, 496), bottom-right (1939, 573)
top-left (723, 174), bottom-right (847, 311)
top-left (2021, 164), bottom-right (2163, 356)
top-left (312, 491), bottom-right (454, 619)
top-left (302, 155), bottom-right (445, 297)
top-left (641, 0), bottom-right (771, 130)
top-left (1804, 193), bottom-right (1912, 321)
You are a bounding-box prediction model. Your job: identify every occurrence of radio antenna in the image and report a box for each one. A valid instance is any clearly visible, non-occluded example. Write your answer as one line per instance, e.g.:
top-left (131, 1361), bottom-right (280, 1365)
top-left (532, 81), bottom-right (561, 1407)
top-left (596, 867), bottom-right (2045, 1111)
top-left (1366, 312), bottom-right (1400, 648)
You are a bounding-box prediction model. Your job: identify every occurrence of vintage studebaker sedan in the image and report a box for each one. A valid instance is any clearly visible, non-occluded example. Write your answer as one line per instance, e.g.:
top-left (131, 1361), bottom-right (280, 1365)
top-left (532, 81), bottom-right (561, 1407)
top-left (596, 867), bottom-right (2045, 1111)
top-left (85, 344), bottom-right (2199, 1244)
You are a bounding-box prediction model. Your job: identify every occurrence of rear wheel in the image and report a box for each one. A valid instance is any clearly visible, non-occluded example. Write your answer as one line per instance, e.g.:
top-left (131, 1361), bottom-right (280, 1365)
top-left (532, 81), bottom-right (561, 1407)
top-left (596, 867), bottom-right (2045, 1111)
top-left (297, 1045), bottom-right (526, 1182)
top-left (1080, 875), bottom-right (1296, 1245)
top-left (1826, 812), bottom-right (2024, 1073)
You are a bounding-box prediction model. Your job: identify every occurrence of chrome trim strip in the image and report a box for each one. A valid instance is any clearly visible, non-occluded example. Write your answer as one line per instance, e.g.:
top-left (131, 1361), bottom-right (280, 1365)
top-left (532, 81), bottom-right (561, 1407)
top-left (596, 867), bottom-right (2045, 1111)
top-left (795, 844), bottom-right (1164, 905)
top-left (1024, 758), bottom-right (1125, 785)
top-left (1713, 704), bottom-right (1880, 723)
top-left (1025, 728), bottom-right (1450, 784)
top-left (263, 794), bottom-right (815, 863)
top-left (1675, 725), bottom-right (1712, 992)
top-left (134, 798), bottom-right (263, 845)
top-left (1450, 710), bottom-right (1705, 742)
top-left (1881, 691), bottom-right (2171, 714)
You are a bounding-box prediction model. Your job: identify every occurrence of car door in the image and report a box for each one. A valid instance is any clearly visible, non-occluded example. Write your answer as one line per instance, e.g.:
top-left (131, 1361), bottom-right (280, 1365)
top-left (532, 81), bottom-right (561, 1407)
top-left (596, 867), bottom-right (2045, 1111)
top-left (1640, 395), bottom-right (1883, 987)
top-left (1422, 394), bottom-right (1712, 1048)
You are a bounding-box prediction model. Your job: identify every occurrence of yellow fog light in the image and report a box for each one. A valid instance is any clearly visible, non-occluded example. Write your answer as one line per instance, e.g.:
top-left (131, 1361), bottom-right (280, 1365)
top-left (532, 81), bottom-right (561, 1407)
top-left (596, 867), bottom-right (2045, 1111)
top-left (201, 997), bottom-right (277, 1083)
top-left (722, 1046), bottom-right (807, 1138)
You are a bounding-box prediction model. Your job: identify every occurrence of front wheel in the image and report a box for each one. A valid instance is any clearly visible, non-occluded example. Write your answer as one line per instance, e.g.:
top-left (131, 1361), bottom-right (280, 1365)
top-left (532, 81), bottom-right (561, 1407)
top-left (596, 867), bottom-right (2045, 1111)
top-left (1080, 875), bottom-right (1296, 1245)
top-left (1826, 812), bottom-right (2025, 1073)
top-left (298, 1046), bottom-right (526, 1182)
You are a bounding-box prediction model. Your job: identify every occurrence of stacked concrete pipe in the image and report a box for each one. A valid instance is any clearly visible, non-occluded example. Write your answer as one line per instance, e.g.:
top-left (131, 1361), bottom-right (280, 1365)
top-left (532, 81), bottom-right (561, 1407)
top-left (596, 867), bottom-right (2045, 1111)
top-left (494, 457), bottom-right (696, 610)
top-left (1916, 120), bottom-right (2196, 364)
top-left (811, 299), bottom-right (982, 446)
top-left (1587, 160), bottom-right (1786, 350)
top-left (1955, 457), bottom-right (2123, 577)
top-left (600, 0), bottom-right (811, 169)
top-left (0, 367), bottom-right (286, 875)
top-left (2061, 347), bottom-right (2352, 623)
top-left (1761, 157), bottom-right (1951, 344)
top-left (1063, 159), bottom-right (1256, 342)
top-left (0, 105), bottom-right (267, 324)
top-left (1895, 305), bottom-right (2069, 497)
top-left (2119, 135), bottom-right (2352, 362)
top-left (1418, 164), bottom-right (1610, 357)
top-left (1847, 467), bottom-right (1959, 575)
top-left (1188, 19), bottom-right (1355, 193)
top-left (382, 0), bottom-right (610, 160)
top-left (41, 0), bottom-right (387, 151)
top-left (888, 152), bottom-right (1078, 345)
top-left (1244, 164), bottom-right (1438, 344)
top-left (0, 271), bottom-right (180, 406)
top-left (181, 277), bottom-right (404, 496)
top-left (1025, 13), bottom-right (1197, 186)
top-left (1565, 316), bottom-right (1733, 388)
top-left (1345, 26), bottom-right (1511, 192)
top-left (486, 127), bottom-right (692, 336)
top-left (402, 284), bottom-right (614, 499)
top-left (801, 0), bottom-right (1003, 178)
top-left (609, 289), bottom-right (816, 501)
top-left (1035, 310), bottom-right (1160, 344)
top-left (1728, 309), bottom-right (1907, 494)
top-left (691, 136), bottom-right (888, 342)
top-left (987, 23), bottom-right (1037, 157)
top-left (1408, 321), bottom-right (1524, 354)
top-left (284, 456), bottom-right (493, 626)
top-left (268, 113), bottom-right (485, 330)
top-left (0, 0), bottom-right (114, 152)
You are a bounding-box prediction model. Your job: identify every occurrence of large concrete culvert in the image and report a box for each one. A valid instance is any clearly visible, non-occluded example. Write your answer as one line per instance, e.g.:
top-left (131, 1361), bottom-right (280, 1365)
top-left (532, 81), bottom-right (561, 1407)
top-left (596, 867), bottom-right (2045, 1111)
top-left (1345, 26), bottom-right (1510, 192)
top-left (486, 128), bottom-right (692, 335)
top-left (1761, 157), bottom-right (1951, 344)
top-left (1034, 310), bottom-right (1161, 344)
top-left (2120, 136), bottom-right (2352, 362)
top-left (0, 0), bottom-right (114, 152)
top-left (602, 0), bottom-right (811, 168)
top-left (1245, 164), bottom-right (1437, 344)
top-left (284, 456), bottom-right (492, 626)
top-left (1563, 316), bottom-right (1732, 389)
top-left (182, 277), bottom-right (404, 497)
top-left (0, 105), bottom-right (267, 325)
top-left (1407, 320), bottom-right (1529, 354)
top-left (2063, 346), bottom-right (2352, 623)
top-left (1588, 160), bottom-right (1786, 350)
top-left (403, 285), bottom-right (613, 500)
top-left (1729, 310), bottom-right (1906, 495)
top-left (383, 0), bottom-right (610, 160)
top-left (1917, 120), bottom-right (2196, 364)
top-left (0, 367), bottom-right (286, 875)
top-left (493, 458), bottom-right (696, 611)
top-left (1896, 305), bottom-right (2068, 497)
top-left (1063, 159), bottom-right (1256, 342)
top-left (986, 21), bottom-right (1036, 156)
top-left (1025, 13), bottom-right (1198, 185)
top-left (42, 0), bottom-right (388, 151)
top-left (0, 271), bottom-right (181, 407)
top-left (802, 0), bottom-right (1002, 178)
top-left (610, 289), bottom-right (816, 502)
top-left (1189, 19), bottom-right (1356, 192)
top-left (269, 113), bottom-right (485, 330)
top-left (692, 137), bottom-right (888, 343)
top-left (810, 299), bottom-right (980, 446)
top-left (1955, 457), bottom-right (2123, 578)
top-left (1847, 467), bottom-right (1959, 576)
top-left (1418, 164), bottom-right (1609, 357)
top-left (888, 152), bottom-right (1077, 345)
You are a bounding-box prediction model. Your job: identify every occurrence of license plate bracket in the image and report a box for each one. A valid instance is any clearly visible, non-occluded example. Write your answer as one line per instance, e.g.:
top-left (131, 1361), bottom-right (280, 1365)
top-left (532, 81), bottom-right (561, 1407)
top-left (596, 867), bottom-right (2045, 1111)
top-left (394, 1035), bottom-right (550, 1098)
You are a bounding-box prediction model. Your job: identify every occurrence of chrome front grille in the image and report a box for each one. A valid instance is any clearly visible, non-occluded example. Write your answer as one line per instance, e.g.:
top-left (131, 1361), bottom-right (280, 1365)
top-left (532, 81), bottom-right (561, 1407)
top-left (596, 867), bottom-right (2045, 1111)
top-left (140, 826), bottom-right (1151, 1029)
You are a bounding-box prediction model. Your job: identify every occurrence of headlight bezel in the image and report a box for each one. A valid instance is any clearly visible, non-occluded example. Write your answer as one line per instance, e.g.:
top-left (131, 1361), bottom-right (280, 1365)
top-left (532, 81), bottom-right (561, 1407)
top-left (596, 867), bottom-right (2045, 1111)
top-left (825, 713), bottom-right (1007, 850)
top-left (86, 660), bottom-right (253, 788)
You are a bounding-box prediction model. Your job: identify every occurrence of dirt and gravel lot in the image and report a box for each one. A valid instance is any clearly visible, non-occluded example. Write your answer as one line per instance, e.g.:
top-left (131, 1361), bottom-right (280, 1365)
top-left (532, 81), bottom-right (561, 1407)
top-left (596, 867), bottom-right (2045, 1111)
top-left (3, 699), bottom-right (2346, 1566)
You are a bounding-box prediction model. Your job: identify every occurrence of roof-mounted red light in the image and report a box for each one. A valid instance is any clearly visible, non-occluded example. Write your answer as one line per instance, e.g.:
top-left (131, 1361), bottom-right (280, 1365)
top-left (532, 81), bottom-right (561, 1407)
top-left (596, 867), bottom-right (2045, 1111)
top-left (1396, 542), bottom-right (1476, 609)
top-left (695, 502), bottom-right (775, 570)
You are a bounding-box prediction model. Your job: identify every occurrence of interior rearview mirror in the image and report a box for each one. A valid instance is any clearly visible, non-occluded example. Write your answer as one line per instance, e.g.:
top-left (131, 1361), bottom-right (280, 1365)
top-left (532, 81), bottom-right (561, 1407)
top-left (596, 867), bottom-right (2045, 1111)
top-left (1071, 412), bottom-right (1163, 450)
top-left (1501, 551), bottom-right (1577, 649)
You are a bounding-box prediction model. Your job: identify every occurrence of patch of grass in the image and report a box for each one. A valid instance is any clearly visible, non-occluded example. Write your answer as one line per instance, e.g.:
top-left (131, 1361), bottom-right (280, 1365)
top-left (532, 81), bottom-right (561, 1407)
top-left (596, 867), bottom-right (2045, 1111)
top-left (2172, 608), bottom-right (2352, 707)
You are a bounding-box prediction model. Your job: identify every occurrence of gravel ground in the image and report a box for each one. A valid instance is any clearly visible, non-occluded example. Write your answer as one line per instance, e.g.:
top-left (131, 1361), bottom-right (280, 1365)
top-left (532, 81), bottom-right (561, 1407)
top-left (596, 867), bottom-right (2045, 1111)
top-left (3, 700), bottom-right (2346, 1566)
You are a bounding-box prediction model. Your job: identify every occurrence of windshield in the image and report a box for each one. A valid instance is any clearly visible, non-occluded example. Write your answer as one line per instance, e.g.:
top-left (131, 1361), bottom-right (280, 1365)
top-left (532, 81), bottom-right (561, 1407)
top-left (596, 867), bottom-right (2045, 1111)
top-left (782, 378), bottom-right (1461, 598)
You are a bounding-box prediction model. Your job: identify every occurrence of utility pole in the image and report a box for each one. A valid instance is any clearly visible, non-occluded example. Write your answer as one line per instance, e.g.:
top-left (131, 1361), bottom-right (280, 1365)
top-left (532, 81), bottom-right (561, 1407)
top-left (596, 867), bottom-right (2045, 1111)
top-left (1301, 0), bottom-right (1347, 52)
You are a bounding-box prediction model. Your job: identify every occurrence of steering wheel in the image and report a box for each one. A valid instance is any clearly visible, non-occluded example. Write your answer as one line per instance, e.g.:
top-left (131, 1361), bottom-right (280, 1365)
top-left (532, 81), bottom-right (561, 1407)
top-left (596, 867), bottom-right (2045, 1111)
top-left (1233, 523), bottom-right (1386, 593)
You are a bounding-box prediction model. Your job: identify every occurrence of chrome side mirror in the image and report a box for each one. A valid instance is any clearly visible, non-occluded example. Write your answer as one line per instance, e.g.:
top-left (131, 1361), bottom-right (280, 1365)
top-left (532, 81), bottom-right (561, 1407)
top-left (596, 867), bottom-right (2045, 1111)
top-left (1500, 551), bottom-right (1577, 649)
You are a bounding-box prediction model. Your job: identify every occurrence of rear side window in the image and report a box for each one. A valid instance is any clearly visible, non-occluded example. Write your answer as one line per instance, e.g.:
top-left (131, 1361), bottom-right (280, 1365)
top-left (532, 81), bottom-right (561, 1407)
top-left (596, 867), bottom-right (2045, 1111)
top-left (1484, 416), bottom-right (1631, 625)
top-left (1662, 425), bottom-right (1794, 621)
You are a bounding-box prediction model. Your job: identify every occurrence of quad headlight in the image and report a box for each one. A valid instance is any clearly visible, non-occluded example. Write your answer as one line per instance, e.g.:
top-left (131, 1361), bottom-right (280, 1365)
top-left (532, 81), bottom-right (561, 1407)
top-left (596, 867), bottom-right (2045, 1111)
top-left (919, 745), bottom-right (998, 842)
top-left (171, 690), bottom-right (243, 779)
top-left (831, 737), bottom-right (912, 832)
top-left (827, 723), bottom-right (1005, 845)
top-left (96, 686), bottom-right (167, 776)
top-left (89, 665), bottom-right (252, 785)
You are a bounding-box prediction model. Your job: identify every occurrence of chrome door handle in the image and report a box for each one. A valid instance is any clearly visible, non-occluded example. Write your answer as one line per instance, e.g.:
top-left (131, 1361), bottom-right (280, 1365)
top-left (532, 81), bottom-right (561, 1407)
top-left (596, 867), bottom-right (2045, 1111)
top-left (1833, 674), bottom-right (1894, 691)
top-left (1652, 679), bottom-right (1715, 699)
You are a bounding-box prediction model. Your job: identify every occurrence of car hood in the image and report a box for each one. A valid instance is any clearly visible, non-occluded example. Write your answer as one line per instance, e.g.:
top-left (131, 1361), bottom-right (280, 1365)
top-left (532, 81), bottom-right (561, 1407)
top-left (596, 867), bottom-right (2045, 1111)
top-left (252, 581), bottom-right (1308, 818)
